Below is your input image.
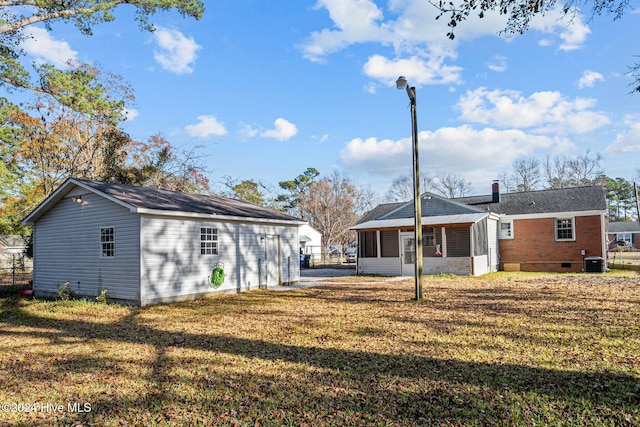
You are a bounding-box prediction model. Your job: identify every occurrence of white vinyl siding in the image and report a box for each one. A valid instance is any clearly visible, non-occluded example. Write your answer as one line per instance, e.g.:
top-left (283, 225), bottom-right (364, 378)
top-left (140, 216), bottom-right (300, 305)
top-left (32, 193), bottom-right (140, 302)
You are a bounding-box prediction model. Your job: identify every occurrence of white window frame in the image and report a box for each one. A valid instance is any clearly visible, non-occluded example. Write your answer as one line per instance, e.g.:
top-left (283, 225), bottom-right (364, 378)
top-left (498, 220), bottom-right (514, 239)
top-left (100, 226), bottom-right (115, 258)
top-left (617, 233), bottom-right (632, 245)
top-left (555, 217), bottom-right (575, 241)
top-left (200, 227), bottom-right (219, 255)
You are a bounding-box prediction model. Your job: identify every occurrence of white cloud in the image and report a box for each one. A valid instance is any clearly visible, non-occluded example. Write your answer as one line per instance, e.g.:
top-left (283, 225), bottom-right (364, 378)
top-left (456, 88), bottom-right (610, 134)
top-left (184, 115), bottom-right (227, 138)
top-left (301, 1), bottom-right (591, 90)
top-left (606, 114), bottom-right (640, 154)
top-left (363, 51), bottom-right (463, 87)
top-left (486, 55), bottom-right (507, 72)
top-left (152, 27), bottom-right (201, 74)
top-left (20, 27), bottom-right (77, 67)
top-left (529, 6), bottom-right (591, 51)
top-left (239, 123), bottom-right (259, 138)
top-left (340, 125), bottom-right (563, 176)
top-left (577, 70), bottom-right (605, 88)
top-left (260, 118), bottom-right (298, 141)
top-left (300, 0), bottom-right (391, 62)
top-left (122, 108), bottom-right (139, 122)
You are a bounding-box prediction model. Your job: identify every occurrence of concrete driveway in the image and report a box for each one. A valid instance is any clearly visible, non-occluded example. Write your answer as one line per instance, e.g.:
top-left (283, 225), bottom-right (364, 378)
top-left (269, 267), bottom-right (356, 291)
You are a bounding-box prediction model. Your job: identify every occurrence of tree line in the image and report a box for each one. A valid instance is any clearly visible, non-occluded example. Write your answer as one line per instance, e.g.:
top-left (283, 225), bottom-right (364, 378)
top-left (384, 151), bottom-right (640, 222)
top-left (1, 1), bottom-right (207, 234)
top-left (220, 167), bottom-right (373, 251)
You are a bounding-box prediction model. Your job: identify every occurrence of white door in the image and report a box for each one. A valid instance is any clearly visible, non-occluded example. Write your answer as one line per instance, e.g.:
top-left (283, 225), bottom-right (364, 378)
top-left (266, 235), bottom-right (281, 287)
top-left (401, 234), bottom-right (415, 276)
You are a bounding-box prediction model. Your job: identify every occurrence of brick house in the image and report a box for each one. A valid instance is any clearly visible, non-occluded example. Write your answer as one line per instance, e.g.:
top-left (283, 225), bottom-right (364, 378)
top-left (607, 222), bottom-right (640, 250)
top-left (353, 184), bottom-right (607, 275)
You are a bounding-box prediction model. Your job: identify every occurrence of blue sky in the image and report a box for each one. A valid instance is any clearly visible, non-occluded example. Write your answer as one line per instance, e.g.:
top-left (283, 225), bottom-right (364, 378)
top-left (17, 0), bottom-right (640, 200)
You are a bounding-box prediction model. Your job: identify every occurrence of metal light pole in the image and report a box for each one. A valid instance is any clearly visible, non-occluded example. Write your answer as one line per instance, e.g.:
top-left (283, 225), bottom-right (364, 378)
top-left (396, 76), bottom-right (423, 301)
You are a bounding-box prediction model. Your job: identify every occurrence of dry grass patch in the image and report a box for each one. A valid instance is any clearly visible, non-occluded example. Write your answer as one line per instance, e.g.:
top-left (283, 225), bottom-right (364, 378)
top-left (1, 272), bottom-right (639, 426)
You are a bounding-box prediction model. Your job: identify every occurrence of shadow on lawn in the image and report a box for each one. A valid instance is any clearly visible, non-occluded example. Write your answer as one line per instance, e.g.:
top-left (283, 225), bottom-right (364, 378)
top-left (1, 294), bottom-right (639, 426)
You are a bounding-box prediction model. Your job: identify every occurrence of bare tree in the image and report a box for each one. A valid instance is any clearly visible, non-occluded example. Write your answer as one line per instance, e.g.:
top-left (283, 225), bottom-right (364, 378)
top-left (567, 150), bottom-right (604, 186)
top-left (512, 156), bottom-right (541, 192)
top-left (428, 172), bottom-right (472, 198)
top-left (298, 171), bottom-right (372, 249)
top-left (545, 151), bottom-right (603, 188)
top-left (385, 175), bottom-right (413, 202)
top-left (544, 155), bottom-right (572, 189)
top-left (497, 170), bottom-right (517, 193)
top-left (384, 174), bottom-right (434, 202)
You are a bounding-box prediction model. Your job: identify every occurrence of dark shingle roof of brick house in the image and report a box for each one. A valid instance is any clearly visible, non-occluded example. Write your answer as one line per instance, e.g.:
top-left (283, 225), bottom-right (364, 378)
top-left (356, 186), bottom-right (607, 224)
top-left (454, 186), bottom-right (607, 215)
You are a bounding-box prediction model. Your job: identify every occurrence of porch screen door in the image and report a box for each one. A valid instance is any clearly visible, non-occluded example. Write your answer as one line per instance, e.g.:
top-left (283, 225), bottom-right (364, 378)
top-left (401, 235), bottom-right (415, 276)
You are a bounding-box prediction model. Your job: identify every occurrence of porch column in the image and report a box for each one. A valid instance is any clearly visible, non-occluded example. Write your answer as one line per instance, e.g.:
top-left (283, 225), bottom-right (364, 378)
top-left (441, 228), bottom-right (447, 257)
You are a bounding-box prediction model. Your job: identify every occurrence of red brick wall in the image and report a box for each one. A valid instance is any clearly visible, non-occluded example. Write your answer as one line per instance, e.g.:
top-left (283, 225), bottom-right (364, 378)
top-left (499, 215), bottom-right (603, 272)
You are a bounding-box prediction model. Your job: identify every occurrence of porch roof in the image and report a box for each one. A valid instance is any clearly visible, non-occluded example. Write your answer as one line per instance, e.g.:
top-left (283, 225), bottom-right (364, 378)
top-left (350, 212), bottom-right (491, 231)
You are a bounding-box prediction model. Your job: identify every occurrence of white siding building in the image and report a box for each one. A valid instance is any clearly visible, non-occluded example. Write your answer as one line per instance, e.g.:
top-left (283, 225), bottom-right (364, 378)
top-left (23, 179), bottom-right (304, 305)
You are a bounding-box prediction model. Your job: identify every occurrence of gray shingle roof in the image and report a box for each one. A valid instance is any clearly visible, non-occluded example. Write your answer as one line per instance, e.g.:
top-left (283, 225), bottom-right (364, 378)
top-left (356, 202), bottom-right (405, 224)
top-left (356, 186), bottom-right (607, 225)
top-left (76, 179), bottom-right (301, 222)
top-left (608, 222), bottom-right (640, 233)
top-left (382, 192), bottom-right (484, 220)
top-left (454, 186), bottom-right (606, 215)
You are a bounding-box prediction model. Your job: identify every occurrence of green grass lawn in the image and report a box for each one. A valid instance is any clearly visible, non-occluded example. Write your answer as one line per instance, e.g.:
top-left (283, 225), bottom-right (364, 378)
top-left (1, 271), bottom-right (639, 426)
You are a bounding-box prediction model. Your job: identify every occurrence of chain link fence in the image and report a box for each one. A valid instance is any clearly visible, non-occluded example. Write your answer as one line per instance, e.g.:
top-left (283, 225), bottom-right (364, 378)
top-left (0, 251), bottom-right (32, 295)
top-left (301, 244), bottom-right (357, 268)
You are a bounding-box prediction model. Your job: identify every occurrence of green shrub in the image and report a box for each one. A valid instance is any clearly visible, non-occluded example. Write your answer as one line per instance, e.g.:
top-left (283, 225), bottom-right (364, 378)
top-left (58, 282), bottom-right (71, 301)
top-left (96, 289), bottom-right (108, 304)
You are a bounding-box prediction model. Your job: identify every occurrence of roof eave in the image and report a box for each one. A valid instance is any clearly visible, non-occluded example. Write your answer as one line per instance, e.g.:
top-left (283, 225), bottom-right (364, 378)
top-left (136, 208), bottom-right (305, 225)
top-left (22, 178), bottom-right (137, 226)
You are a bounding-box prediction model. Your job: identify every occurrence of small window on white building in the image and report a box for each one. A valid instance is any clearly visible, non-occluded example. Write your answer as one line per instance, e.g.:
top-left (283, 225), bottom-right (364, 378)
top-left (200, 227), bottom-right (218, 255)
top-left (499, 220), bottom-right (513, 239)
top-left (100, 227), bottom-right (115, 258)
top-left (556, 218), bottom-right (574, 241)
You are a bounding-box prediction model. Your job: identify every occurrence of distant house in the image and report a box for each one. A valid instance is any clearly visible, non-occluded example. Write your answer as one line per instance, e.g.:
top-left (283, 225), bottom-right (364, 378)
top-left (352, 184), bottom-right (607, 275)
top-left (299, 224), bottom-right (322, 259)
top-left (607, 222), bottom-right (640, 250)
top-left (0, 235), bottom-right (31, 270)
top-left (23, 179), bottom-right (304, 305)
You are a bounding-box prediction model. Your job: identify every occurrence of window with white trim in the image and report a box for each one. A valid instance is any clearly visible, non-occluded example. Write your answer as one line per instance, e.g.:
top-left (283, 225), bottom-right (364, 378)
top-left (617, 233), bottom-right (632, 246)
top-left (200, 227), bottom-right (218, 255)
top-left (555, 218), bottom-right (574, 240)
top-left (498, 220), bottom-right (513, 239)
top-left (100, 227), bottom-right (115, 258)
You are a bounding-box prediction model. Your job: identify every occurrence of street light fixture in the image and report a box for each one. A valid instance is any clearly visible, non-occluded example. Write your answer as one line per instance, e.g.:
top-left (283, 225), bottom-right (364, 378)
top-left (396, 76), bottom-right (423, 301)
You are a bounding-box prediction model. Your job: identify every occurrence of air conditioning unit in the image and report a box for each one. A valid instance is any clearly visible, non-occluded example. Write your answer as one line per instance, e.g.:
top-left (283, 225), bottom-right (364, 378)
top-left (584, 257), bottom-right (605, 273)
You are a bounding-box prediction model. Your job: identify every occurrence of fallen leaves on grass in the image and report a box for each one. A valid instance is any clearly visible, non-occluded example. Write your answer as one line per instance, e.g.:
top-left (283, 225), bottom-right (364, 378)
top-left (0, 272), bottom-right (639, 426)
